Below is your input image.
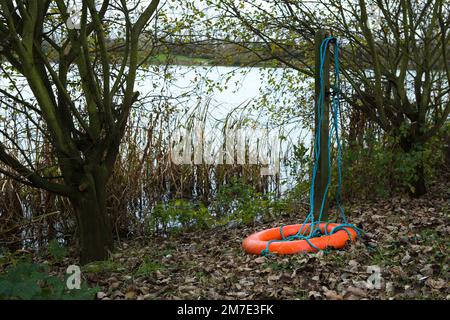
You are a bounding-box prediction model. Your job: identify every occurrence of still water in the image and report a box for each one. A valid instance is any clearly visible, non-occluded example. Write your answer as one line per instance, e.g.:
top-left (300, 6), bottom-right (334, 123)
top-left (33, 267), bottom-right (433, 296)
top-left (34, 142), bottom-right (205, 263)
top-left (0, 64), bottom-right (314, 191)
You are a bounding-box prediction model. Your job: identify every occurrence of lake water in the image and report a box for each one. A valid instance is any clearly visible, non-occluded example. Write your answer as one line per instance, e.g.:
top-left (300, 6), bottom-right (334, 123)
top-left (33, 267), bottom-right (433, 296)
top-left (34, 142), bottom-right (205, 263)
top-left (136, 65), bottom-right (314, 190)
top-left (0, 64), bottom-right (315, 192)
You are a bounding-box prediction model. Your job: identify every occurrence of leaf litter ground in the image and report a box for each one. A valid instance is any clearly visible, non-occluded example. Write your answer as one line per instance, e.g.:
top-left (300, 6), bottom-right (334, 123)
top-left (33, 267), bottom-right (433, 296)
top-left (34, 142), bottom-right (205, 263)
top-left (5, 180), bottom-right (448, 300)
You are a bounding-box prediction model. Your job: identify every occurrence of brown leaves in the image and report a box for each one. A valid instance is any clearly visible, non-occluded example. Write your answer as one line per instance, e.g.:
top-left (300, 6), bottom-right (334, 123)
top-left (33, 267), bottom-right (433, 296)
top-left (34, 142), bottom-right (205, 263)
top-left (125, 291), bottom-right (137, 300)
top-left (425, 278), bottom-right (447, 290)
top-left (267, 274), bottom-right (281, 285)
top-left (323, 289), bottom-right (343, 300)
top-left (97, 292), bottom-right (107, 299)
top-left (47, 183), bottom-right (450, 300)
top-left (344, 286), bottom-right (367, 299)
top-left (253, 257), bottom-right (266, 264)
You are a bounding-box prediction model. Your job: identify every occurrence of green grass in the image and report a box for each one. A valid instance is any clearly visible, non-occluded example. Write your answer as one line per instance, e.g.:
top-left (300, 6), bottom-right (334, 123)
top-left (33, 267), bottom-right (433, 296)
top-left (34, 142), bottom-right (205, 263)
top-left (369, 244), bottom-right (404, 266)
top-left (329, 252), bottom-right (348, 268)
top-left (135, 260), bottom-right (165, 277)
top-left (296, 291), bottom-right (309, 300)
top-left (82, 260), bottom-right (124, 274)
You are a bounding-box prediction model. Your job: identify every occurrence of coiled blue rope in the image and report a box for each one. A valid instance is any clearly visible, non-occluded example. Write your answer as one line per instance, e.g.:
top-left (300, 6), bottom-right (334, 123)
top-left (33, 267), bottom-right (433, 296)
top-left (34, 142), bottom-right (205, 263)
top-left (261, 37), bottom-right (363, 256)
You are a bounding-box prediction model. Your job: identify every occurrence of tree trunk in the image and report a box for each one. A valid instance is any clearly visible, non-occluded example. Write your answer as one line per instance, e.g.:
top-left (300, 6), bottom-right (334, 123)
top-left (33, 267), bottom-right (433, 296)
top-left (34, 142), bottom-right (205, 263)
top-left (348, 108), bottom-right (365, 149)
top-left (70, 167), bottom-right (113, 265)
top-left (412, 163), bottom-right (427, 198)
top-left (400, 137), bottom-right (427, 198)
top-left (444, 134), bottom-right (450, 171)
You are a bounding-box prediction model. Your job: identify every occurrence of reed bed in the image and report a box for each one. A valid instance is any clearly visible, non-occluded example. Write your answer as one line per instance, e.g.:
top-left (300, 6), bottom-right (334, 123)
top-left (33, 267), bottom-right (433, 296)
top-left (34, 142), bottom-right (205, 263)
top-left (0, 98), bottom-right (293, 250)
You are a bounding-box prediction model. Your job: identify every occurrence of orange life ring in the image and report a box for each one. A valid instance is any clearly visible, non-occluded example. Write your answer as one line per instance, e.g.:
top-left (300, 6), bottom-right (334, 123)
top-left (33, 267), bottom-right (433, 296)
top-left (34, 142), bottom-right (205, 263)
top-left (242, 223), bottom-right (357, 255)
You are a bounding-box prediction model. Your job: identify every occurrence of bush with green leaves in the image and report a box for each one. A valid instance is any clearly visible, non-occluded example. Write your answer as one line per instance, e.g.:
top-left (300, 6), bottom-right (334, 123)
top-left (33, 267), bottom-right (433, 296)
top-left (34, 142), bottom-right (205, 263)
top-left (212, 177), bottom-right (275, 224)
top-left (47, 239), bottom-right (68, 263)
top-left (284, 141), bottom-right (313, 206)
top-left (339, 130), bottom-right (446, 199)
top-left (0, 261), bottom-right (98, 300)
top-left (147, 178), bottom-right (286, 234)
top-left (149, 199), bottom-right (213, 234)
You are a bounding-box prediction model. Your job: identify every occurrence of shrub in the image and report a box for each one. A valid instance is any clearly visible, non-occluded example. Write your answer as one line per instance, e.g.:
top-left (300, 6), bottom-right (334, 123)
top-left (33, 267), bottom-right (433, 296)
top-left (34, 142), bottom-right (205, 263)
top-left (339, 133), bottom-right (445, 199)
top-left (0, 261), bottom-right (97, 300)
top-left (47, 239), bottom-right (68, 263)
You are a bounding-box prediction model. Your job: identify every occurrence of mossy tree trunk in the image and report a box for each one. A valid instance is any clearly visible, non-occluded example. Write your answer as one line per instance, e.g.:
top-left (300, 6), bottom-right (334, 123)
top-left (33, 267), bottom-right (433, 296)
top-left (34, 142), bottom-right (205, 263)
top-left (70, 165), bottom-right (113, 264)
top-left (400, 134), bottom-right (427, 198)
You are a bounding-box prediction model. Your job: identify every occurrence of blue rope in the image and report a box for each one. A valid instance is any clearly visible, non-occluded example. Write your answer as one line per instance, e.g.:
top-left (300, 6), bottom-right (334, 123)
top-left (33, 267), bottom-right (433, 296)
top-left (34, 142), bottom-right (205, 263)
top-left (261, 36), bottom-right (363, 255)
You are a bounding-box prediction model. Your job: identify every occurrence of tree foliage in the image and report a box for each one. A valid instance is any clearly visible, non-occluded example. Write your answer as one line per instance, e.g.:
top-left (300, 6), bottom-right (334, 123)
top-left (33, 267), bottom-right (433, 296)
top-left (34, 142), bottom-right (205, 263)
top-left (189, 0), bottom-right (450, 195)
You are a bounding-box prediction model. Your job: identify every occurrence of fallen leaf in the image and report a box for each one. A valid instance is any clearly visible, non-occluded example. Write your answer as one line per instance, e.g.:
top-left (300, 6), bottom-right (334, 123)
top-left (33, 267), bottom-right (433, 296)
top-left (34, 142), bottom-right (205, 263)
top-left (345, 286), bottom-right (367, 297)
top-left (97, 292), bottom-right (107, 299)
top-left (125, 291), bottom-right (137, 300)
top-left (323, 290), bottom-right (343, 300)
top-left (254, 257), bottom-right (266, 264)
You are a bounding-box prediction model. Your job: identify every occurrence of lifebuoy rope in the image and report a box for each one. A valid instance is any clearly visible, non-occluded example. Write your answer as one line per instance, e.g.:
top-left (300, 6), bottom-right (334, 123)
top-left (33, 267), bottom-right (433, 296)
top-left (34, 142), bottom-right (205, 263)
top-left (259, 36), bottom-right (364, 256)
